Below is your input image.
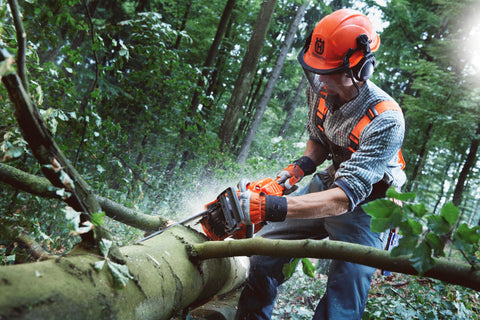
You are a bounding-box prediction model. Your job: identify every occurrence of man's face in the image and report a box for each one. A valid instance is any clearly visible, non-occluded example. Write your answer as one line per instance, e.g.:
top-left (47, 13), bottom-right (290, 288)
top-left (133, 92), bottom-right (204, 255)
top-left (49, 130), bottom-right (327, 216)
top-left (317, 72), bottom-right (354, 96)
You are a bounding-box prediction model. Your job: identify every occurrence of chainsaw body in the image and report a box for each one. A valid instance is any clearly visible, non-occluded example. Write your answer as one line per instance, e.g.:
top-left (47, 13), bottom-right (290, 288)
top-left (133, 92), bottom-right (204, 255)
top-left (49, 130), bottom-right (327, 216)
top-left (200, 177), bottom-right (284, 240)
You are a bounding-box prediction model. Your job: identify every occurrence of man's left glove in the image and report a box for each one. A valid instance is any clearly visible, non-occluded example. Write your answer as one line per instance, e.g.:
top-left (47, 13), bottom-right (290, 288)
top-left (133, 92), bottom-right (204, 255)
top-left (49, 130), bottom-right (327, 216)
top-left (277, 156), bottom-right (317, 193)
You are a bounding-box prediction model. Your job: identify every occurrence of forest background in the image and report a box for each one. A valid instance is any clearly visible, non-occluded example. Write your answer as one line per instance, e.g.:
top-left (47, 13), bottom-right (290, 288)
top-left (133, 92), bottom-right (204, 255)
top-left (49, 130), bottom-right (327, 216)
top-left (1, 0), bottom-right (480, 319)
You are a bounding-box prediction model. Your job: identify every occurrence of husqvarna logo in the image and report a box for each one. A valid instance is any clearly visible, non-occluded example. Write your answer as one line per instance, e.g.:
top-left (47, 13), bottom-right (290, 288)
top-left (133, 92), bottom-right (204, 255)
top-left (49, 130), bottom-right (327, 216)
top-left (315, 37), bottom-right (325, 55)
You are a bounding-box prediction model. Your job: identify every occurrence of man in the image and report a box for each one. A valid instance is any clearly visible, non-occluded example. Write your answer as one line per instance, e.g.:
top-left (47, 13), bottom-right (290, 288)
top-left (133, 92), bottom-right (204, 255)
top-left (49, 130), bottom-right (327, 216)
top-left (234, 8), bottom-right (406, 320)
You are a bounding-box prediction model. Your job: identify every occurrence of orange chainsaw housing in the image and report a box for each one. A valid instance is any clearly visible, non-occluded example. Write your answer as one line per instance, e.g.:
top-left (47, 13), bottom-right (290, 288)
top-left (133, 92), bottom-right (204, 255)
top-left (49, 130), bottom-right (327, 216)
top-left (201, 178), bottom-right (284, 240)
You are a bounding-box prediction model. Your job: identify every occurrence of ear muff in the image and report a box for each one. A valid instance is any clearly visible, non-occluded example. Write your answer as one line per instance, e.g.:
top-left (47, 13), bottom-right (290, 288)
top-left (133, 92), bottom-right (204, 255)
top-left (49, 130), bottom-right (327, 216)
top-left (353, 54), bottom-right (376, 81)
top-left (344, 33), bottom-right (376, 82)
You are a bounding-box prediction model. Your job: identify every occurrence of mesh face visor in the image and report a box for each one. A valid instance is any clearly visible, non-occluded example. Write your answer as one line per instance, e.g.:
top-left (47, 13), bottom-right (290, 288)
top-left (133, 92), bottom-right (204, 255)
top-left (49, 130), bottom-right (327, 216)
top-left (297, 45), bottom-right (351, 95)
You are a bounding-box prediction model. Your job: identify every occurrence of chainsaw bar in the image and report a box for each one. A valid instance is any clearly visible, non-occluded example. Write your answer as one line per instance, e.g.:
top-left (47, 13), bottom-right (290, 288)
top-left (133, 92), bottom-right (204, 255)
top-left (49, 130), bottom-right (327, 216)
top-left (135, 209), bottom-right (209, 243)
top-left (135, 187), bottom-right (244, 243)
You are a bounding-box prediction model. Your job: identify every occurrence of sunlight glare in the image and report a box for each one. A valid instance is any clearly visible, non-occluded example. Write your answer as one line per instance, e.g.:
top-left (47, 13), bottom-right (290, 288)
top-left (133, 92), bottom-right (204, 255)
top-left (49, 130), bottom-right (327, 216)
top-left (459, 7), bottom-right (480, 78)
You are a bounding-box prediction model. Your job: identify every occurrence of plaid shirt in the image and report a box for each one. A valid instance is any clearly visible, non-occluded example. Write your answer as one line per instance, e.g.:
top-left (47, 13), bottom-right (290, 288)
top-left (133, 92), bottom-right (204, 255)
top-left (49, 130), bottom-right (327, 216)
top-left (305, 81), bottom-right (406, 210)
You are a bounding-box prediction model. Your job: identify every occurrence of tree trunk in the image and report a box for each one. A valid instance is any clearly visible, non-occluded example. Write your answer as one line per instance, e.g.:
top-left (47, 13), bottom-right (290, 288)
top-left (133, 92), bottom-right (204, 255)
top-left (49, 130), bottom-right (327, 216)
top-left (189, 0), bottom-right (237, 115)
top-left (232, 68), bottom-right (267, 152)
top-left (452, 120), bottom-right (480, 207)
top-left (406, 122), bottom-right (433, 192)
top-left (173, 0), bottom-right (193, 50)
top-left (236, 3), bottom-right (306, 164)
top-left (2, 228), bottom-right (480, 320)
top-left (0, 227), bottom-right (248, 320)
top-left (278, 75), bottom-right (307, 137)
top-left (218, 0), bottom-right (278, 150)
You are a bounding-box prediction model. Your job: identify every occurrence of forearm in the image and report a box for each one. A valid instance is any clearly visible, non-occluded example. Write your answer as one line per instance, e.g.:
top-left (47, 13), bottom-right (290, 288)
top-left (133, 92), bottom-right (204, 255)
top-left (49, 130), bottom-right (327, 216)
top-left (303, 139), bottom-right (328, 166)
top-left (285, 187), bottom-right (350, 219)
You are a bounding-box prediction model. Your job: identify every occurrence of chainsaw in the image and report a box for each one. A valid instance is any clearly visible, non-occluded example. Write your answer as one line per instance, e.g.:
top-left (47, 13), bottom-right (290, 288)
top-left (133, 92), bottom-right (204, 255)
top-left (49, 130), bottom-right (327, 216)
top-left (136, 177), bottom-right (284, 243)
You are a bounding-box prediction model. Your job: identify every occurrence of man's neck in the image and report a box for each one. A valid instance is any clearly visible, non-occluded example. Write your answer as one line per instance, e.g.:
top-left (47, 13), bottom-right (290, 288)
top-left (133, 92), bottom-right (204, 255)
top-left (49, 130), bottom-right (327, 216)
top-left (330, 81), bottom-right (365, 108)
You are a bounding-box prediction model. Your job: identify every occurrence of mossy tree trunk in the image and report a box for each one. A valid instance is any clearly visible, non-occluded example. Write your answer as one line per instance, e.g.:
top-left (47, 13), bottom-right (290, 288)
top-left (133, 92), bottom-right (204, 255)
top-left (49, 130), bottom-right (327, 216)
top-left (0, 227), bottom-right (248, 320)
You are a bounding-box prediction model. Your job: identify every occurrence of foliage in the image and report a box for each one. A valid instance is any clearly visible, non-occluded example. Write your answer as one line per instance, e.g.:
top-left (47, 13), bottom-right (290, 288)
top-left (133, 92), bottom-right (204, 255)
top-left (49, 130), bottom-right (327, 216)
top-left (274, 271), bottom-right (480, 320)
top-left (364, 274), bottom-right (480, 320)
top-left (364, 188), bottom-right (480, 275)
top-left (273, 260), bottom-right (327, 320)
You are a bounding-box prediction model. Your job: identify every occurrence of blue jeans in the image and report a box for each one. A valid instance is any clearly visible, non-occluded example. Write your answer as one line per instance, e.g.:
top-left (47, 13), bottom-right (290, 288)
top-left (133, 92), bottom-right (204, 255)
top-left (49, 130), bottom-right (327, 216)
top-left (235, 173), bottom-right (383, 320)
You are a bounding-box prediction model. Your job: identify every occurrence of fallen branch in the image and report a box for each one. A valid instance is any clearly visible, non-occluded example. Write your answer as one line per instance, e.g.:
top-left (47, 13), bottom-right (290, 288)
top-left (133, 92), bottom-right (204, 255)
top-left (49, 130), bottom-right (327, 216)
top-left (188, 237), bottom-right (480, 291)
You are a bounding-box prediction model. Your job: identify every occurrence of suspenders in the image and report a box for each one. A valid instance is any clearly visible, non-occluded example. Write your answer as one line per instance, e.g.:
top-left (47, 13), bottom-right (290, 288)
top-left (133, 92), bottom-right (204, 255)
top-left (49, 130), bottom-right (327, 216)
top-left (316, 96), bottom-right (406, 169)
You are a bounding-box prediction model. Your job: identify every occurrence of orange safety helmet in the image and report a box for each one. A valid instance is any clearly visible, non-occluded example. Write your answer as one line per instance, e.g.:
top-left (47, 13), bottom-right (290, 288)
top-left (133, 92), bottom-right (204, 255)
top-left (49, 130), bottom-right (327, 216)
top-left (298, 9), bottom-right (380, 90)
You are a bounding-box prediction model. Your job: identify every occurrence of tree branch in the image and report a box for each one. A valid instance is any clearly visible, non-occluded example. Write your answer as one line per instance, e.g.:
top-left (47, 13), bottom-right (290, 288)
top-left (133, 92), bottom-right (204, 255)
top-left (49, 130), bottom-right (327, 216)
top-left (0, 162), bottom-right (169, 231)
top-left (0, 49), bottom-right (120, 258)
top-left (189, 237), bottom-right (480, 291)
top-left (7, 0), bottom-right (28, 90)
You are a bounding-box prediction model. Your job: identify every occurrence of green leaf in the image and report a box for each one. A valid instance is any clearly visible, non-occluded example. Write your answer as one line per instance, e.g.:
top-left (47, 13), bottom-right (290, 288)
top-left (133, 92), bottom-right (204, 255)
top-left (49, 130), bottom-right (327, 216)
top-left (2, 147), bottom-right (24, 160)
top-left (107, 261), bottom-right (133, 290)
top-left (64, 207), bottom-right (81, 232)
top-left (391, 236), bottom-right (418, 257)
top-left (370, 218), bottom-right (393, 233)
top-left (301, 258), bottom-right (315, 278)
top-left (425, 233), bottom-right (445, 257)
top-left (99, 238), bottom-right (112, 259)
top-left (427, 215), bottom-right (451, 235)
top-left (385, 187), bottom-right (416, 201)
top-left (91, 212), bottom-right (105, 226)
top-left (94, 260), bottom-right (105, 271)
top-left (440, 202), bottom-right (459, 226)
top-left (409, 241), bottom-right (435, 275)
top-left (368, 205), bottom-right (404, 233)
top-left (405, 203), bottom-right (428, 218)
top-left (406, 219), bottom-right (423, 236)
top-left (454, 223), bottom-right (480, 245)
top-left (363, 199), bottom-right (399, 219)
top-left (282, 258), bottom-right (300, 279)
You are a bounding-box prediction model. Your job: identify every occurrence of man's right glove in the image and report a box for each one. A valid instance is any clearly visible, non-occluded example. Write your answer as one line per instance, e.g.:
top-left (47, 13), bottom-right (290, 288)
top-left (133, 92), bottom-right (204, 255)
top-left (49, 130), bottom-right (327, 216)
top-left (238, 190), bottom-right (288, 224)
top-left (276, 156), bottom-right (317, 193)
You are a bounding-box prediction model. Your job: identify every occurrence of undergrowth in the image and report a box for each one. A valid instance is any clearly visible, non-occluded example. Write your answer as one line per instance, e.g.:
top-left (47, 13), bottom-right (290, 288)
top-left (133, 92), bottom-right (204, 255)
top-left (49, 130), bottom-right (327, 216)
top-left (273, 265), bottom-right (480, 320)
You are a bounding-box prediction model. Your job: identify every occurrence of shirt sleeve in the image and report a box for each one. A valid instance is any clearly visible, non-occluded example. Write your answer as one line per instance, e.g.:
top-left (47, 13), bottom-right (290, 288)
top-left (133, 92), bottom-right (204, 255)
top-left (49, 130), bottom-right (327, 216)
top-left (332, 109), bottom-right (405, 210)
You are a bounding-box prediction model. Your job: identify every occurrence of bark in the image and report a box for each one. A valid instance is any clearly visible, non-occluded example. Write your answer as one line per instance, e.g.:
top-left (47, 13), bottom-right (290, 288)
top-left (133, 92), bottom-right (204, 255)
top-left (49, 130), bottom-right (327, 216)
top-left (189, 237), bottom-right (480, 291)
top-left (0, 227), bottom-right (248, 320)
top-left (236, 3), bottom-right (306, 164)
top-left (452, 120), bottom-right (480, 207)
top-left (0, 162), bottom-right (169, 231)
top-left (218, 0), bottom-right (278, 150)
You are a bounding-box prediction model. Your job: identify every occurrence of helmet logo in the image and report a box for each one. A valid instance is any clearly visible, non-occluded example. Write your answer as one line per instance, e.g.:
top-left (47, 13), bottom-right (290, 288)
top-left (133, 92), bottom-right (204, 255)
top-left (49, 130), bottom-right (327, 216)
top-left (314, 37), bottom-right (325, 55)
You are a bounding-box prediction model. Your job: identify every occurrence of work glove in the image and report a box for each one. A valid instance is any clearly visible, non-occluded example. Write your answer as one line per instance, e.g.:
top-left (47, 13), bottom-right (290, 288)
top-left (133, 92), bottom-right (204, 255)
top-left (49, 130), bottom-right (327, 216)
top-left (238, 179), bottom-right (288, 225)
top-left (276, 156), bottom-right (317, 193)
